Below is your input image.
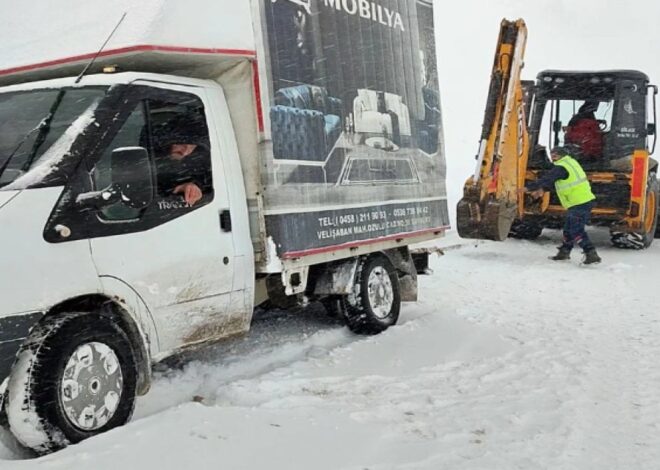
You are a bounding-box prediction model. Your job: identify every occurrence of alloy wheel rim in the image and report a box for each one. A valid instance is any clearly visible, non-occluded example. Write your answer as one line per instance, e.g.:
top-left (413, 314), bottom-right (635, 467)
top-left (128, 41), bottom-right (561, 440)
top-left (60, 342), bottom-right (123, 431)
top-left (367, 266), bottom-right (394, 319)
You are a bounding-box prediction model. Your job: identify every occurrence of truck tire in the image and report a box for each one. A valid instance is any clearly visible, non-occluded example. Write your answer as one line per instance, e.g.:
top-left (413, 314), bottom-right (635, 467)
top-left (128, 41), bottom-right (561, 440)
top-left (5, 312), bottom-right (137, 454)
top-left (344, 255), bottom-right (401, 335)
top-left (508, 220), bottom-right (543, 240)
top-left (611, 174), bottom-right (659, 249)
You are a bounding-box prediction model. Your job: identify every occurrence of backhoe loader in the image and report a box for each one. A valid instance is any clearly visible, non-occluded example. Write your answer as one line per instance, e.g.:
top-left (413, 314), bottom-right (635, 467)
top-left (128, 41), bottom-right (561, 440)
top-left (457, 19), bottom-right (659, 249)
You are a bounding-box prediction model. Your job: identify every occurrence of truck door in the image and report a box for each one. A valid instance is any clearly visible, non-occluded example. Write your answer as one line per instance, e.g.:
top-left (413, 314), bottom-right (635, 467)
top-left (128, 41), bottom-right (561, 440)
top-left (81, 84), bottom-right (238, 352)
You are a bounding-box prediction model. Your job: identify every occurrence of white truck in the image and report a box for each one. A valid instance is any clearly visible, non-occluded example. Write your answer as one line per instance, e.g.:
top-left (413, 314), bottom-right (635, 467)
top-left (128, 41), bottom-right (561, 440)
top-left (0, 0), bottom-right (447, 452)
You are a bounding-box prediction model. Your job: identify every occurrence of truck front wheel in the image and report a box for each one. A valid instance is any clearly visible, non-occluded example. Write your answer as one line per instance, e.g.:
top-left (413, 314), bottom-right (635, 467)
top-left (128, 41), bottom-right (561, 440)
top-left (5, 312), bottom-right (138, 454)
top-left (344, 256), bottom-right (401, 335)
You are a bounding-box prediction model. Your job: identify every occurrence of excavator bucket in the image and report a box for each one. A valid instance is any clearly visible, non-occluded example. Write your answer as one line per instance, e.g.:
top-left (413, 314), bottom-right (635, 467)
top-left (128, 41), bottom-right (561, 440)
top-left (457, 199), bottom-right (516, 241)
top-left (456, 19), bottom-right (529, 241)
top-left (481, 201), bottom-right (517, 241)
top-left (456, 198), bottom-right (481, 239)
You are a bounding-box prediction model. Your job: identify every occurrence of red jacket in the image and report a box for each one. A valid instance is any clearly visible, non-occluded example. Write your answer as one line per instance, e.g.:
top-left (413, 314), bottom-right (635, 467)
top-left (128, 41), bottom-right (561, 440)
top-left (565, 118), bottom-right (603, 158)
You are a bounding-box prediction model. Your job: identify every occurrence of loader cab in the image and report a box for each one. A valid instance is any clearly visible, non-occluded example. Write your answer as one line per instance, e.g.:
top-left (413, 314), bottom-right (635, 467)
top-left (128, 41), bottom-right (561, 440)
top-left (527, 70), bottom-right (657, 171)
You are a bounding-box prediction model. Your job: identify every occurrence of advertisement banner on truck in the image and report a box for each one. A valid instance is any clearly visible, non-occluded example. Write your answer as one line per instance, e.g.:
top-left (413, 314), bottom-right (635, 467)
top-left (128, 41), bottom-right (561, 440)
top-left (261, 0), bottom-right (449, 256)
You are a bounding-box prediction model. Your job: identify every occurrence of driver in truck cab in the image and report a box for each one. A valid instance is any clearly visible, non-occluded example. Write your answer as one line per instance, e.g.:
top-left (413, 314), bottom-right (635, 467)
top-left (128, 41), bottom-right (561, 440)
top-left (154, 114), bottom-right (211, 207)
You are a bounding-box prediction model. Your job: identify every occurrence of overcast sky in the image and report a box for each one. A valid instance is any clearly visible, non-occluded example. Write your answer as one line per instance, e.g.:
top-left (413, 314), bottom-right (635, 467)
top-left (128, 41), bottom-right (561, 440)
top-left (435, 0), bottom-right (660, 223)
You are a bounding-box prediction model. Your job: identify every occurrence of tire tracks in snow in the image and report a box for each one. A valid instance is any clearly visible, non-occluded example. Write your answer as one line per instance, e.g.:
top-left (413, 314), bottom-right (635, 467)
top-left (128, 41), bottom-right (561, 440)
top-left (134, 304), bottom-right (358, 419)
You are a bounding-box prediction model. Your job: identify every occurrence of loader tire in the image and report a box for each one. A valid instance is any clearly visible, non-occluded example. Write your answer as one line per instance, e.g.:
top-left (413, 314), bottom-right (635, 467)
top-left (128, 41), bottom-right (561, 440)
top-left (611, 174), bottom-right (659, 249)
top-left (344, 255), bottom-right (400, 335)
top-left (6, 312), bottom-right (137, 454)
top-left (508, 220), bottom-right (543, 240)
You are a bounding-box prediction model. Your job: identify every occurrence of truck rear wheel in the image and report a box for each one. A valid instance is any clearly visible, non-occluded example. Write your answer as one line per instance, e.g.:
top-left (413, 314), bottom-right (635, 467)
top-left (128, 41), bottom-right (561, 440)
top-left (611, 174), bottom-right (659, 249)
top-left (5, 312), bottom-right (137, 454)
top-left (344, 256), bottom-right (401, 335)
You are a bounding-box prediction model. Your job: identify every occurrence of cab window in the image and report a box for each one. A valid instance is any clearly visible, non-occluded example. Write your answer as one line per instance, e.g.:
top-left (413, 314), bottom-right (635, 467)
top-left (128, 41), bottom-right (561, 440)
top-left (46, 87), bottom-right (215, 243)
top-left (89, 92), bottom-right (213, 223)
top-left (538, 99), bottom-right (614, 169)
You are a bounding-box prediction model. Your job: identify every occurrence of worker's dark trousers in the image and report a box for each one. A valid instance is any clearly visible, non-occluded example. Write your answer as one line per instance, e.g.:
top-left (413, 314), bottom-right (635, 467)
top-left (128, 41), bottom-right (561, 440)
top-left (561, 201), bottom-right (595, 252)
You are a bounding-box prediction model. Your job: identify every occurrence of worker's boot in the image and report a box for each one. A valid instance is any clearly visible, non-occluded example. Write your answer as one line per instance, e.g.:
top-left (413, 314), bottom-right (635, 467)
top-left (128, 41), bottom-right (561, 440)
top-left (549, 246), bottom-right (571, 261)
top-left (582, 248), bottom-right (602, 265)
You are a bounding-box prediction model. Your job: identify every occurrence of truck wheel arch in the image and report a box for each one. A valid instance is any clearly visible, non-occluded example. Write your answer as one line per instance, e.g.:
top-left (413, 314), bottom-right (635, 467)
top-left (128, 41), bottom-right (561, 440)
top-left (380, 247), bottom-right (418, 303)
top-left (41, 295), bottom-right (152, 396)
top-left (5, 311), bottom-right (139, 453)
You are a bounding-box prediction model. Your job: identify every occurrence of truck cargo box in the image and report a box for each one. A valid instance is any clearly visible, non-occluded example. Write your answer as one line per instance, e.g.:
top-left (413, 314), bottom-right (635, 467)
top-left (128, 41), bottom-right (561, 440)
top-left (0, 0), bottom-right (449, 270)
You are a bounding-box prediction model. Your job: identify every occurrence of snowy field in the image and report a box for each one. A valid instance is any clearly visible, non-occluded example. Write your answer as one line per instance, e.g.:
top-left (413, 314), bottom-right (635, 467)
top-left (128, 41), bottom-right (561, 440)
top-left (1, 228), bottom-right (658, 469)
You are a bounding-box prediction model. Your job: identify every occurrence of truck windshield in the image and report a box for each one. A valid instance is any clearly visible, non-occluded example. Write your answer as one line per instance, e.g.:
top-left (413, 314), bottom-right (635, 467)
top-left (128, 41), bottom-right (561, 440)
top-left (0, 87), bottom-right (108, 190)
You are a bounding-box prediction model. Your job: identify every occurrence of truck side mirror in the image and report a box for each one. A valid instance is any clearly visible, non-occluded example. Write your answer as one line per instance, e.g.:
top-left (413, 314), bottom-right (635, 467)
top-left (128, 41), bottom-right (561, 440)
top-left (77, 147), bottom-right (154, 210)
top-left (648, 123), bottom-right (656, 136)
top-left (553, 120), bottom-right (563, 133)
top-left (111, 146), bottom-right (154, 209)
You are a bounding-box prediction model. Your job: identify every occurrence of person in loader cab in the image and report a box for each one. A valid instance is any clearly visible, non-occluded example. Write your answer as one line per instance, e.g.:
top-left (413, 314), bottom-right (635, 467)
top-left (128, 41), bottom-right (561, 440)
top-left (564, 100), bottom-right (604, 160)
top-left (525, 145), bottom-right (602, 264)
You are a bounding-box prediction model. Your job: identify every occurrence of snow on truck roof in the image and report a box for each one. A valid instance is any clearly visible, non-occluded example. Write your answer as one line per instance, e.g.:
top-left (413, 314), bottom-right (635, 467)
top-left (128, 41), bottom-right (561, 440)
top-left (0, 0), bottom-right (256, 85)
top-left (0, 72), bottom-right (216, 94)
top-left (0, 47), bottom-right (256, 87)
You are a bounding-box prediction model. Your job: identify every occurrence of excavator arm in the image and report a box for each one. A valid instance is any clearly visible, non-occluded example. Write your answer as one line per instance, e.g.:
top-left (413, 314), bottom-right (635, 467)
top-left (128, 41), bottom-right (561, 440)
top-left (456, 19), bottom-right (531, 241)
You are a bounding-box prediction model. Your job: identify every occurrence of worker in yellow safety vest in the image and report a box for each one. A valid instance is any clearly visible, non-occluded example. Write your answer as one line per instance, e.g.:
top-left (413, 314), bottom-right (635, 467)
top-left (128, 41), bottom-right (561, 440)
top-left (525, 146), bottom-right (601, 265)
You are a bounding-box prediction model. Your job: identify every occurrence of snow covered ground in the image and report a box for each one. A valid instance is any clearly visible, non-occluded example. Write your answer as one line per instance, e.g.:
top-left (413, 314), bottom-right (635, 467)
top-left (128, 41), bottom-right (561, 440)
top-left (2, 228), bottom-right (659, 469)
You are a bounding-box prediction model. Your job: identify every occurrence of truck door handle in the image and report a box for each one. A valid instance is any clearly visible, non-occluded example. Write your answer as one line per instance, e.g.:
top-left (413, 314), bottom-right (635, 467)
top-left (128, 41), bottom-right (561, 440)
top-left (220, 209), bottom-right (232, 232)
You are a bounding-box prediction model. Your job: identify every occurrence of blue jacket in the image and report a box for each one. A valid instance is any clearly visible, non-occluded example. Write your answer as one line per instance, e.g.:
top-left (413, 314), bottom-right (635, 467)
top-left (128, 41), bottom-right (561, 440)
top-left (526, 166), bottom-right (569, 192)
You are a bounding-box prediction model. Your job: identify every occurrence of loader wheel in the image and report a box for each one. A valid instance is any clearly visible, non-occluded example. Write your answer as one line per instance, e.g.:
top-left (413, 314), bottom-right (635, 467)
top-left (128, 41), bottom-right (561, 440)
top-left (344, 255), bottom-right (400, 335)
top-left (6, 312), bottom-right (137, 454)
top-left (611, 174), bottom-right (659, 249)
top-left (508, 220), bottom-right (543, 240)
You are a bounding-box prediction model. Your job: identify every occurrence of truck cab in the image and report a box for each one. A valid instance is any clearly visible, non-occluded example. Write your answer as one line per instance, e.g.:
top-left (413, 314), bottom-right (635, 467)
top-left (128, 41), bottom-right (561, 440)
top-left (0, 72), bottom-right (257, 452)
top-left (0, 72), bottom-right (255, 356)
